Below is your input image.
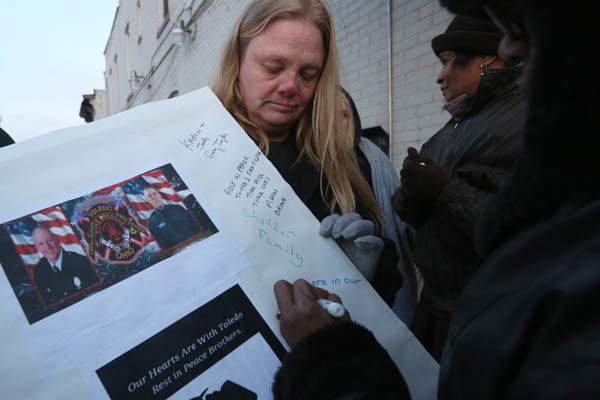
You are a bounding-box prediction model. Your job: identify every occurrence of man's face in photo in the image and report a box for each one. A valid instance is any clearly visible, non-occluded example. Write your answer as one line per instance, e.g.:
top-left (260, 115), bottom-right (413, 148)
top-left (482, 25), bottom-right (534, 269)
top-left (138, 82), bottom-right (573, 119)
top-left (144, 187), bottom-right (164, 209)
top-left (32, 227), bottom-right (61, 264)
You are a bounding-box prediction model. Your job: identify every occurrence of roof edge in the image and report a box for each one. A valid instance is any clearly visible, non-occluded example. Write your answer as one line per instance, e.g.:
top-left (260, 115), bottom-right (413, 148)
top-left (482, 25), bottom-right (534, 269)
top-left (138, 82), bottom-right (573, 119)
top-left (103, 5), bottom-right (120, 56)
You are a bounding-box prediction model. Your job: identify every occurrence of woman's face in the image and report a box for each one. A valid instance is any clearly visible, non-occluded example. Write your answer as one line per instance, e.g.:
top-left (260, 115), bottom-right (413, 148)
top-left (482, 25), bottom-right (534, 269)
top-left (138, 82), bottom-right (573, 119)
top-left (436, 51), bottom-right (483, 103)
top-left (238, 18), bottom-right (325, 137)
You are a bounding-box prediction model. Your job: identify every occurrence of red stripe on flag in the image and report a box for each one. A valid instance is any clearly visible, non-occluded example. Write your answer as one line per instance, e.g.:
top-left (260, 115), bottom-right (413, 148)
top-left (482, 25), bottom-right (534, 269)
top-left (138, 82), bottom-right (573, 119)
top-left (56, 235), bottom-right (82, 246)
top-left (161, 193), bottom-right (181, 203)
top-left (14, 244), bottom-right (38, 255)
top-left (38, 207), bottom-right (62, 215)
top-left (144, 169), bottom-right (164, 179)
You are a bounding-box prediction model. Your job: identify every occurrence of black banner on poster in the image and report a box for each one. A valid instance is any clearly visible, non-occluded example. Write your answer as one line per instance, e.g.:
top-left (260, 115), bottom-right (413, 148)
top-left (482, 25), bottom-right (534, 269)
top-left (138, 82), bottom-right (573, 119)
top-left (96, 285), bottom-right (286, 399)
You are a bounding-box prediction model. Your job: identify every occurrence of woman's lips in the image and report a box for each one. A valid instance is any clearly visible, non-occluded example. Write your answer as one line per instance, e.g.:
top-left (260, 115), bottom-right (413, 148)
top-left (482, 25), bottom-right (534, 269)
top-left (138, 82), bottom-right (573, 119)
top-left (270, 102), bottom-right (297, 111)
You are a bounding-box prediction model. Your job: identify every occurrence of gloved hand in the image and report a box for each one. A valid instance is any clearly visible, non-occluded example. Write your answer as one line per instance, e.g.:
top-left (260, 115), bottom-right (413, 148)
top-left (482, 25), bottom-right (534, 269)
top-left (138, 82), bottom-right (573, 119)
top-left (391, 186), bottom-right (429, 227)
top-left (400, 147), bottom-right (450, 204)
top-left (319, 213), bottom-right (383, 282)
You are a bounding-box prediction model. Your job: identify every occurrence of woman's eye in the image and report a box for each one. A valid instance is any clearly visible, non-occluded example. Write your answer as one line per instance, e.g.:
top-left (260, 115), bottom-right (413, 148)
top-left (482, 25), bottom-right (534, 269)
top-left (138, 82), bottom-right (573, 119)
top-left (264, 65), bottom-right (281, 74)
top-left (301, 73), bottom-right (316, 81)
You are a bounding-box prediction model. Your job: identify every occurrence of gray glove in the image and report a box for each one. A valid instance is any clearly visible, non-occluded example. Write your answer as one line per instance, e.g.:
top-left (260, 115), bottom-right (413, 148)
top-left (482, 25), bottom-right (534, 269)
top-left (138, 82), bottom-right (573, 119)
top-left (319, 213), bottom-right (384, 282)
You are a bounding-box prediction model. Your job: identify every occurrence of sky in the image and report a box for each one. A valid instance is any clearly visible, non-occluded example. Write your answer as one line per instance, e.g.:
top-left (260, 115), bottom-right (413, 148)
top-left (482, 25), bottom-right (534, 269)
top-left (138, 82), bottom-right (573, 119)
top-left (0, 2), bottom-right (118, 142)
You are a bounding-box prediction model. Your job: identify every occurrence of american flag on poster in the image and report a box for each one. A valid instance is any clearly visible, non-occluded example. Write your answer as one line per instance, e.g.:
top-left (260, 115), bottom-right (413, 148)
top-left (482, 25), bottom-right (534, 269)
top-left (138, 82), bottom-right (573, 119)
top-left (119, 169), bottom-right (190, 220)
top-left (7, 207), bottom-right (86, 267)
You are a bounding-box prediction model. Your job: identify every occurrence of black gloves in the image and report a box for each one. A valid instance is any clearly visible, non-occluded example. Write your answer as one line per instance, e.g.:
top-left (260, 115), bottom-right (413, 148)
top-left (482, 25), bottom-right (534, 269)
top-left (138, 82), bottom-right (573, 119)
top-left (393, 147), bottom-right (450, 226)
top-left (401, 147), bottom-right (450, 202)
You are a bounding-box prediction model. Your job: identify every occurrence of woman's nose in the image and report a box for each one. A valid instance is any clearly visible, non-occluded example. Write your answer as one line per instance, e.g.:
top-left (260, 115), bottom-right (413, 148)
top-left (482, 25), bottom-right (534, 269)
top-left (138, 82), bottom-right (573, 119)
top-left (277, 74), bottom-right (299, 97)
top-left (436, 71), bottom-right (444, 85)
top-left (436, 67), bottom-right (446, 85)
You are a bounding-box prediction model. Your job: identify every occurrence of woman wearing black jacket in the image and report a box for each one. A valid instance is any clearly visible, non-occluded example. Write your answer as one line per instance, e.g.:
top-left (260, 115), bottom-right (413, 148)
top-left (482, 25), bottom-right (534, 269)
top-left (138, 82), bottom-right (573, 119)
top-left (394, 14), bottom-right (528, 360)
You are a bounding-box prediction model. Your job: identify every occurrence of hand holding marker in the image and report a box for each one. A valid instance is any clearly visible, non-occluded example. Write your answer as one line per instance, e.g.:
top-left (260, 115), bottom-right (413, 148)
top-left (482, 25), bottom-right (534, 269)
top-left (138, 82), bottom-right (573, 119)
top-left (275, 298), bottom-right (346, 319)
top-left (317, 298), bottom-right (346, 318)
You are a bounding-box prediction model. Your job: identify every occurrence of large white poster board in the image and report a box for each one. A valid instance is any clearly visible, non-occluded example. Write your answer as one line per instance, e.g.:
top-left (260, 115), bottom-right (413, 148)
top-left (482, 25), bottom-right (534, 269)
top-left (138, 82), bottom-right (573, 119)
top-left (0, 88), bottom-right (437, 399)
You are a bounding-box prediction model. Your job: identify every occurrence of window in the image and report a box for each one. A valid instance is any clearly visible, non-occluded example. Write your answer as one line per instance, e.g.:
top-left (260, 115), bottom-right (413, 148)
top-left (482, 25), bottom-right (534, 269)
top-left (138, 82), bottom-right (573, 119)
top-left (136, 1), bottom-right (143, 45)
top-left (124, 22), bottom-right (130, 36)
top-left (124, 30), bottom-right (132, 89)
top-left (156, 0), bottom-right (171, 38)
top-left (162, 0), bottom-right (169, 19)
top-left (113, 54), bottom-right (118, 63)
top-left (168, 90), bottom-right (179, 98)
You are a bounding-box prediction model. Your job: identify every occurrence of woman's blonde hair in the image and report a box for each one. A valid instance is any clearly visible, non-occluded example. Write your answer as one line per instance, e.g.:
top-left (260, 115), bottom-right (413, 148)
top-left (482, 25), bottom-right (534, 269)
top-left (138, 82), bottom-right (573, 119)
top-left (212, 0), bottom-right (382, 224)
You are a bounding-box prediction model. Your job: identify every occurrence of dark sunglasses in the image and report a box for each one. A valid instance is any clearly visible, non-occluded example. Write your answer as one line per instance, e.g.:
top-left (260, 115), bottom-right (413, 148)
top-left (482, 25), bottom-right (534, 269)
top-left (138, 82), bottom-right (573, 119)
top-left (482, 3), bottom-right (526, 41)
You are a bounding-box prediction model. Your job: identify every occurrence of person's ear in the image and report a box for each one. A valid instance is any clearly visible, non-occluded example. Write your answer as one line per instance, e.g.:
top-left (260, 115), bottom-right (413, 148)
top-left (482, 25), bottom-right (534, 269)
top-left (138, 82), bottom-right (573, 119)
top-left (479, 55), bottom-right (503, 75)
top-left (480, 55), bottom-right (499, 72)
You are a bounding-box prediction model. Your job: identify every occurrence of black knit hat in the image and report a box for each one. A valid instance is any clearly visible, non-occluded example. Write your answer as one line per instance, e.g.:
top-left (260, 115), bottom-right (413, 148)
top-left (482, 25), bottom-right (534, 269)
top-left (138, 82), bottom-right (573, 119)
top-left (431, 15), bottom-right (503, 56)
top-left (439, 0), bottom-right (510, 16)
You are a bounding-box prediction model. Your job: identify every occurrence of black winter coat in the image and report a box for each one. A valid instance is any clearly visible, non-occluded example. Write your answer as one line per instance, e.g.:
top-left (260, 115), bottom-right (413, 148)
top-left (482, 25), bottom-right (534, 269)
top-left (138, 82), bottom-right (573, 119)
top-left (0, 127), bottom-right (15, 148)
top-left (437, 196), bottom-right (600, 399)
top-left (414, 67), bottom-right (527, 312)
top-left (272, 321), bottom-right (411, 400)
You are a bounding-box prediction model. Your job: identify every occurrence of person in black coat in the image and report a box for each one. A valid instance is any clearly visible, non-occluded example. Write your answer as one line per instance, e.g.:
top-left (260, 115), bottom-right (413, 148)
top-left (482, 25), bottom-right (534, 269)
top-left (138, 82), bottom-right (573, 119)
top-left (143, 187), bottom-right (204, 250)
top-left (0, 126), bottom-right (15, 148)
top-left (271, 1), bottom-right (600, 398)
top-left (32, 225), bottom-right (98, 305)
top-left (0, 113), bottom-right (15, 147)
top-left (393, 14), bottom-right (528, 360)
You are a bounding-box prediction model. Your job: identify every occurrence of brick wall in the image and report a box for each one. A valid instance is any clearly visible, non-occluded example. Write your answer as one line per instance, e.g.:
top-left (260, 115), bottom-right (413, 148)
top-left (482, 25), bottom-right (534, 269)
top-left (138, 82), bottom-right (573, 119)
top-left (390, 0), bottom-right (451, 168)
top-left (102, 0), bottom-right (452, 170)
top-left (330, 0), bottom-right (451, 170)
top-left (329, 0), bottom-right (391, 136)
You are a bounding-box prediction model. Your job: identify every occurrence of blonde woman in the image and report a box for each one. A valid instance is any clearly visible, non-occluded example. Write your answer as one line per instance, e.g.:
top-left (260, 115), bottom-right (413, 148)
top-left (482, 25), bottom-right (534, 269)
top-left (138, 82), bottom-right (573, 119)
top-left (212, 0), bottom-right (411, 313)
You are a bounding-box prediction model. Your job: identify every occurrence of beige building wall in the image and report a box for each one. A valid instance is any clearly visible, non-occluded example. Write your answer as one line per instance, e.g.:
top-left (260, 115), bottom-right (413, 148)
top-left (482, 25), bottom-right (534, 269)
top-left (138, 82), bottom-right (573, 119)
top-left (91, 89), bottom-right (108, 120)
